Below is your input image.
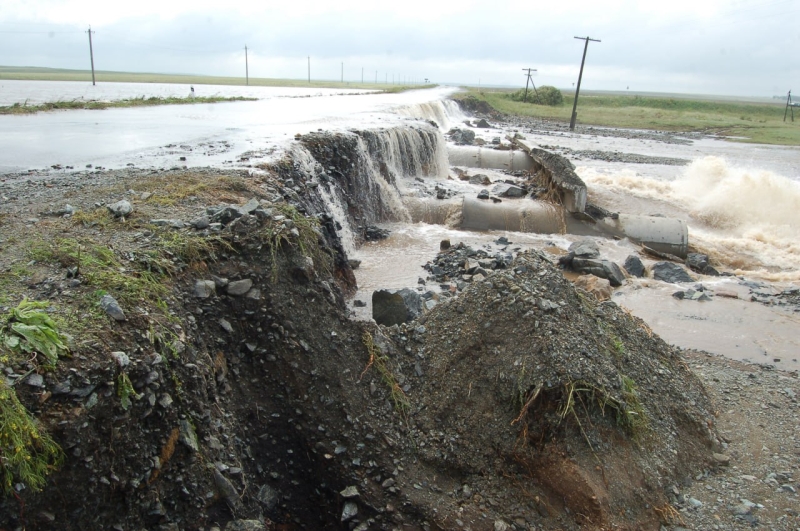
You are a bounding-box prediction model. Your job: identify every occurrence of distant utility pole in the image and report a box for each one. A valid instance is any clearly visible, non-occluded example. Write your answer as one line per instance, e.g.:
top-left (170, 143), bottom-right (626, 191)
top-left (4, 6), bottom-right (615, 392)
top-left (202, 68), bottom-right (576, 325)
top-left (784, 90), bottom-right (795, 122)
top-left (521, 68), bottom-right (539, 103)
top-left (245, 45), bottom-right (249, 85)
top-left (307, 56), bottom-right (310, 83)
top-left (570, 36), bottom-right (601, 131)
top-left (86, 26), bottom-right (96, 86)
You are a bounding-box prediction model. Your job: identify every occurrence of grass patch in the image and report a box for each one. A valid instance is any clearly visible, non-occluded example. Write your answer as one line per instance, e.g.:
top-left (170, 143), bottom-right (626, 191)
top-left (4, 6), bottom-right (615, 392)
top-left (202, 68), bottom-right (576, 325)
top-left (0, 96), bottom-right (256, 115)
top-left (456, 88), bottom-right (799, 145)
top-left (0, 300), bottom-right (67, 495)
top-left (360, 331), bottom-right (410, 413)
top-left (260, 203), bottom-right (333, 282)
top-left (0, 381), bottom-right (64, 494)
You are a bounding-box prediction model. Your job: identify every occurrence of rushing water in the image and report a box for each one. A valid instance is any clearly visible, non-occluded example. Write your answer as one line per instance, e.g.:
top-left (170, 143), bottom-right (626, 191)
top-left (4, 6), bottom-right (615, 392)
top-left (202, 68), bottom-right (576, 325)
top-left (1, 81), bottom-right (798, 371)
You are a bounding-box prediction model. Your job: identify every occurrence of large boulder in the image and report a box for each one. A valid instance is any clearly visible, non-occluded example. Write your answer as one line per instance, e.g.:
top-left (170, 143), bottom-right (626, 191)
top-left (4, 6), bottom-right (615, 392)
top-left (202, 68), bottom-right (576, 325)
top-left (652, 262), bottom-right (694, 283)
top-left (568, 239), bottom-right (600, 259)
top-left (372, 288), bottom-right (422, 326)
top-left (491, 183), bottom-right (526, 198)
top-left (624, 255), bottom-right (646, 278)
top-left (572, 258), bottom-right (626, 287)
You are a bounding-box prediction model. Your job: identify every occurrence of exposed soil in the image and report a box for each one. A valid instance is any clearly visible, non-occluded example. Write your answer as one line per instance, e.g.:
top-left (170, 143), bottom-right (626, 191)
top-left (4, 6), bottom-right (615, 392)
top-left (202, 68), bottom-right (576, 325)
top-left (0, 132), bottom-right (797, 531)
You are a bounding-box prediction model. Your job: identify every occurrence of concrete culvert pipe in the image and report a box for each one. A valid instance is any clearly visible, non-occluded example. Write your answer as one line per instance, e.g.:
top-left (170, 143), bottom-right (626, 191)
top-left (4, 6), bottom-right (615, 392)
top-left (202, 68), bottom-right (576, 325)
top-left (601, 214), bottom-right (689, 258)
top-left (447, 146), bottom-right (537, 171)
top-left (461, 197), bottom-right (565, 234)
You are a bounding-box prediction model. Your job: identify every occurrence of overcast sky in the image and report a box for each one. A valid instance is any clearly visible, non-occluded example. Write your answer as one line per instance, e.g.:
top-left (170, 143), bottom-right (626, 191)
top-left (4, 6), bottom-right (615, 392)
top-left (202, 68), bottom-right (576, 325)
top-left (1, 0), bottom-right (798, 97)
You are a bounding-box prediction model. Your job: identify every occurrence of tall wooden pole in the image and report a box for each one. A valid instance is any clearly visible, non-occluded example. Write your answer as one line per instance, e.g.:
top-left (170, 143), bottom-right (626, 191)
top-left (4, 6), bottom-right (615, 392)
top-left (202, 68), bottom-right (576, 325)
top-left (87, 27), bottom-right (96, 86)
top-left (570, 36), bottom-right (601, 131)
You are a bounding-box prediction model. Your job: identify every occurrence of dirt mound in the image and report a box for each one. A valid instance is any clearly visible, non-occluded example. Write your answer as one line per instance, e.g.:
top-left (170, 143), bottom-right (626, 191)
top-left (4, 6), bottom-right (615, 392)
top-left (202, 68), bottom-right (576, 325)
top-left (374, 249), bottom-right (719, 529)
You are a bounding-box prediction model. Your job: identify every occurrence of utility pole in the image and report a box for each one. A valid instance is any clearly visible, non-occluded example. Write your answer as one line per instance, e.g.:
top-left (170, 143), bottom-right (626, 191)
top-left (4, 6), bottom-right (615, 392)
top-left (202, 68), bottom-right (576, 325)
top-left (307, 56), bottom-right (310, 83)
top-left (521, 68), bottom-right (539, 103)
top-left (784, 90), bottom-right (795, 122)
top-left (245, 45), bottom-right (249, 85)
top-left (570, 36), bottom-right (601, 131)
top-left (87, 26), bottom-right (96, 86)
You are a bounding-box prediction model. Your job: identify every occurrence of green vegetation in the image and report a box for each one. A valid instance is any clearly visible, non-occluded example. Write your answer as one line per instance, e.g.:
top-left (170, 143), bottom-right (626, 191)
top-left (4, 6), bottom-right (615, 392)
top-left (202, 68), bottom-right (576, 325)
top-left (0, 300), bottom-right (67, 494)
top-left (116, 373), bottom-right (138, 411)
top-left (261, 203), bottom-right (333, 282)
top-left (0, 95), bottom-right (256, 115)
top-left (0, 381), bottom-right (64, 494)
top-left (508, 85), bottom-right (563, 106)
top-left (361, 331), bottom-right (410, 413)
top-left (456, 88), bottom-right (799, 145)
top-left (0, 300), bottom-right (69, 369)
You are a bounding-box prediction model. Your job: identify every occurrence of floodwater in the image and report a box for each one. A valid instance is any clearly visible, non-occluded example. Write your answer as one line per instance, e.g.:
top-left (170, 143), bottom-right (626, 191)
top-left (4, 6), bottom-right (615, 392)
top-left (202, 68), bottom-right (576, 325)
top-left (1, 80), bottom-right (798, 372)
top-left (0, 80), bottom-right (461, 173)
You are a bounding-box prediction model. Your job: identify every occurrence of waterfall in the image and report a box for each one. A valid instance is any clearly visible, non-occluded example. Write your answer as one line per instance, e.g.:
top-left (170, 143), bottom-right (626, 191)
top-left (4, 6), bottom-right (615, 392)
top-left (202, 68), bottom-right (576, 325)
top-left (289, 123), bottom-right (447, 257)
top-left (394, 99), bottom-right (468, 130)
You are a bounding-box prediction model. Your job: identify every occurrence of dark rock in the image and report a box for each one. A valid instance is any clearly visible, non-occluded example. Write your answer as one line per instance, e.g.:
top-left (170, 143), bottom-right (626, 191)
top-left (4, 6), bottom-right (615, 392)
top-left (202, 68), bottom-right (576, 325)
top-left (475, 118), bottom-right (491, 128)
top-left (572, 258), bottom-right (625, 287)
top-left (652, 262), bottom-right (694, 283)
top-left (194, 280), bottom-right (216, 298)
top-left (440, 239), bottom-right (451, 250)
top-left (449, 128), bottom-right (475, 145)
top-left (685, 253), bottom-right (709, 273)
top-left (469, 174), bottom-right (490, 185)
top-left (491, 183), bottom-right (525, 198)
top-left (624, 255), bottom-right (646, 277)
top-left (477, 189), bottom-right (490, 200)
top-left (227, 279), bottom-right (253, 296)
top-left (353, 300), bottom-right (367, 308)
top-left (372, 289), bottom-right (422, 326)
top-left (363, 225), bottom-right (390, 241)
top-left (256, 484), bottom-right (279, 511)
top-left (100, 294), bottom-right (126, 321)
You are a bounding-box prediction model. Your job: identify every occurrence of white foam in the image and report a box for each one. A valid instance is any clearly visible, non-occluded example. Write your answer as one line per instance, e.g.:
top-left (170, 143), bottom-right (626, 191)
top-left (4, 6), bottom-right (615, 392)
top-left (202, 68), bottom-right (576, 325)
top-left (579, 156), bottom-right (800, 280)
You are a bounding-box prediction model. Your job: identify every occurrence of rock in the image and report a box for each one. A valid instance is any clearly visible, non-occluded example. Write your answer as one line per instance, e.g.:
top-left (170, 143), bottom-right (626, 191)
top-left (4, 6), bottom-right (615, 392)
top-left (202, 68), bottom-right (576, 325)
top-left (477, 189), bottom-right (490, 200)
top-left (475, 118), bottom-right (491, 128)
top-left (353, 300), bottom-right (367, 307)
top-left (150, 219), bottom-right (185, 229)
top-left (685, 252), bottom-right (709, 273)
top-left (25, 373), bottom-right (44, 387)
top-left (225, 521), bottom-right (265, 531)
top-left (494, 521), bottom-right (510, 531)
top-left (571, 258), bottom-right (625, 287)
top-left (227, 279), bottom-right (253, 296)
top-left (363, 225), bottom-right (390, 241)
top-left (194, 280), bottom-right (216, 298)
top-left (712, 452), bottom-right (731, 466)
top-left (107, 200), bottom-right (133, 218)
top-left (623, 255), bottom-right (646, 277)
top-left (213, 469), bottom-right (240, 508)
top-left (469, 174), bottom-right (489, 185)
top-left (238, 198), bottom-right (260, 215)
top-left (574, 275), bottom-right (613, 301)
top-left (190, 216), bottom-right (210, 230)
top-left (341, 501), bottom-right (358, 522)
top-left (568, 239), bottom-right (600, 258)
top-left (348, 259), bottom-right (361, 269)
top-left (340, 486), bottom-right (359, 498)
top-left (219, 318), bottom-right (234, 333)
top-left (111, 351), bottom-right (130, 368)
top-left (536, 298), bottom-right (560, 311)
top-left (440, 239), bottom-right (451, 250)
top-left (449, 128), bottom-right (475, 145)
top-left (652, 262), bottom-right (694, 283)
top-left (179, 419), bottom-right (199, 452)
top-left (100, 294), bottom-right (126, 321)
top-left (372, 288), bottom-right (422, 326)
top-left (491, 183), bottom-right (525, 198)
top-left (257, 484), bottom-right (279, 510)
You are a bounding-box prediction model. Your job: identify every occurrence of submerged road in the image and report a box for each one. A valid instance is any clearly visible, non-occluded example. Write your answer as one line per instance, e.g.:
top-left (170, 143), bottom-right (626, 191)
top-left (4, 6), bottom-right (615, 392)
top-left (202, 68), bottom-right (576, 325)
top-left (0, 82), bottom-right (459, 173)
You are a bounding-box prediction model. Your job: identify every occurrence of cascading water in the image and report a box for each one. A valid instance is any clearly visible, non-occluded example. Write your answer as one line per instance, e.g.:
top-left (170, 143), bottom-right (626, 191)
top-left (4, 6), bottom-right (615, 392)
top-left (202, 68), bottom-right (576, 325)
top-left (394, 99), bottom-right (467, 130)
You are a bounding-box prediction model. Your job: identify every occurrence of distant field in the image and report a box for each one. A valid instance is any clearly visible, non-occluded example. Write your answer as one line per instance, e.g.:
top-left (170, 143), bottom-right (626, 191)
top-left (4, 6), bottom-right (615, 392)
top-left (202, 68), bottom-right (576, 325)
top-left (457, 87), bottom-right (799, 146)
top-left (0, 66), bottom-right (421, 93)
top-left (0, 95), bottom-right (256, 115)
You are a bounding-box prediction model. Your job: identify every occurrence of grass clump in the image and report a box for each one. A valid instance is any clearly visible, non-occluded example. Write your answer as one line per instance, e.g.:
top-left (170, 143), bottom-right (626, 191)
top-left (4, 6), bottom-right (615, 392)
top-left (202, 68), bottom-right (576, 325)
top-left (360, 331), bottom-right (409, 413)
top-left (0, 96), bottom-right (257, 115)
top-left (261, 203), bottom-right (333, 282)
top-left (117, 373), bottom-right (139, 411)
top-left (508, 86), bottom-right (563, 106)
top-left (0, 381), bottom-right (64, 494)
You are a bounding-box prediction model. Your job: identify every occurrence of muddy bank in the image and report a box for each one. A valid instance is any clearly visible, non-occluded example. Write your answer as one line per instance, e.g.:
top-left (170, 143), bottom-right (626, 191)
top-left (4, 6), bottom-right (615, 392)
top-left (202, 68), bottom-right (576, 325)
top-left (0, 156), bottom-right (725, 531)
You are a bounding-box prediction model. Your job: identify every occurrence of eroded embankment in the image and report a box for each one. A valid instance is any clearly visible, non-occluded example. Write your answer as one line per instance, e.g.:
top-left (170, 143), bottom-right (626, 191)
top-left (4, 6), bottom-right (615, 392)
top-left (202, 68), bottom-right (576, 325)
top-left (0, 125), bottom-right (718, 531)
